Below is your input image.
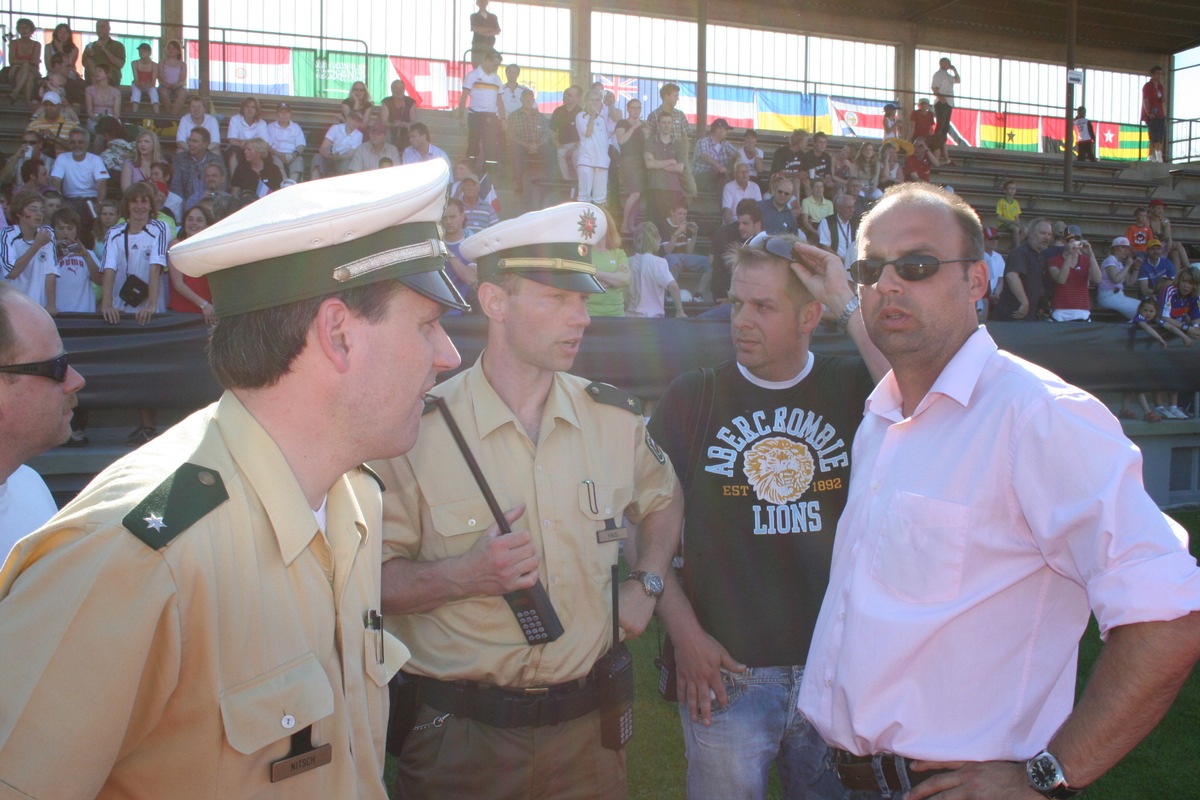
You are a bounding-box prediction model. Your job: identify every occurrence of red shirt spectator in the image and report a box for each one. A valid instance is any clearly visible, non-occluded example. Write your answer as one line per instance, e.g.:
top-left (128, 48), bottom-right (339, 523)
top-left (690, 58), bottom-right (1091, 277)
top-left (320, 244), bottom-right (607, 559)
top-left (909, 100), bottom-right (934, 140)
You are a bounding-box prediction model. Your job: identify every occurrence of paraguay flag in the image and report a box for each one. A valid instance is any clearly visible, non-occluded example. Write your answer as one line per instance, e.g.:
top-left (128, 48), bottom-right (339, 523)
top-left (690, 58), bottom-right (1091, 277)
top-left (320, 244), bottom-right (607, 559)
top-left (188, 42), bottom-right (293, 95)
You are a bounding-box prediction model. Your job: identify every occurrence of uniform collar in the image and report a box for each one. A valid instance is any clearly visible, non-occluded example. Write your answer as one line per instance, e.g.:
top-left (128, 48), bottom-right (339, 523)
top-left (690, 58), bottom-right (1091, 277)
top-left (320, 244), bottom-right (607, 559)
top-left (866, 327), bottom-right (996, 422)
top-left (465, 356), bottom-right (582, 439)
top-left (216, 391), bottom-right (363, 565)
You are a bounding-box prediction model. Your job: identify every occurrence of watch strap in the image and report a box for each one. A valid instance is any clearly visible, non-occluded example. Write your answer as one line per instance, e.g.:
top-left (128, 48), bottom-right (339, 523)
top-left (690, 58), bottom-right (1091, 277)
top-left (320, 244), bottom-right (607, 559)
top-left (837, 295), bottom-right (860, 334)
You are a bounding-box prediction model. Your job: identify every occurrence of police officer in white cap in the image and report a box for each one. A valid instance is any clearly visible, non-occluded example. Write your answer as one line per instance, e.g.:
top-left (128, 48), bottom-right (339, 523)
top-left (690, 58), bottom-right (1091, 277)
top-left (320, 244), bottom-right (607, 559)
top-left (0, 160), bottom-right (464, 799)
top-left (374, 203), bottom-right (683, 799)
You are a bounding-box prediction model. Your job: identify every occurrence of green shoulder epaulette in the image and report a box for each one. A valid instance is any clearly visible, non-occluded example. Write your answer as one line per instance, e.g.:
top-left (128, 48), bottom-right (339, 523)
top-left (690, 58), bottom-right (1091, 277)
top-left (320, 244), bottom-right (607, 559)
top-left (359, 463), bottom-right (386, 492)
top-left (122, 462), bottom-right (229, 549)
top-left (585, 381), bottom-right (643, 415)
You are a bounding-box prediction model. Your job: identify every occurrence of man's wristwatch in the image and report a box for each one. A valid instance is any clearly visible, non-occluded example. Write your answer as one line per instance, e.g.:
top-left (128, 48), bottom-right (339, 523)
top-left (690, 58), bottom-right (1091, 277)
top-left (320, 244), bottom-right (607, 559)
top-left (1025, 750), bottom-right (1081, 798)
top-left (625, 570), bottom-right (664, 599)
top-left (837, 295), bottom-right (860, 334)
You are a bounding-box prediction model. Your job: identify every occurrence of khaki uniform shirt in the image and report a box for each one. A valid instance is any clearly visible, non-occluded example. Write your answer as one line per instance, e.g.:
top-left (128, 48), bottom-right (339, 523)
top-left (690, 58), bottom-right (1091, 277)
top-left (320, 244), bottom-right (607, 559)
top-left (0, 392), bottom-right (407, 799)
top-left (375, 359), bottom-right (678, 687)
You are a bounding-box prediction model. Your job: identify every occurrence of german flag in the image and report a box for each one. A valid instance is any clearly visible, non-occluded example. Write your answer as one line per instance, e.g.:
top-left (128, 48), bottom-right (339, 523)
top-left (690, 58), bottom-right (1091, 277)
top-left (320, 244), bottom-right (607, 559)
top-left (979, 112), bottom-right (1040, 152)
top-left (1096, 123), bottom-right (1149, 160)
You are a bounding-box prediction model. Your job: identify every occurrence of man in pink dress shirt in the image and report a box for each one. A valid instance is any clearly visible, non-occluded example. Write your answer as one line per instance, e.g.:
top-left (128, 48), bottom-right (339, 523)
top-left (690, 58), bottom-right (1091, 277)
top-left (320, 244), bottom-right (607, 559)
top-left (799, 182), bottom-right (1200, 800)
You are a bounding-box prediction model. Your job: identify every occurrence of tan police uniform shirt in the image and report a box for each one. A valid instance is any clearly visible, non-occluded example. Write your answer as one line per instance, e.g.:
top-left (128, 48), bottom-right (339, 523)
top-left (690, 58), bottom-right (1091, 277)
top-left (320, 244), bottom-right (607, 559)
top-left (0, 392), bottom-right (407, 800)
top-left (374, 358), bottom-right (678, 687)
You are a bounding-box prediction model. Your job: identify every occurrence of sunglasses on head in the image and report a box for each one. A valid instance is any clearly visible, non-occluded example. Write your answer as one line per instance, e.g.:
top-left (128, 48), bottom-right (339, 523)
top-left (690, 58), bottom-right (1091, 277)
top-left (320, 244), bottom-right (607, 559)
top-left (744, 231), bottom-right (796, 261)
top-left (0, 352), bottom-right (71, 382)
top-left (849, 255), bottom-right (976, 285)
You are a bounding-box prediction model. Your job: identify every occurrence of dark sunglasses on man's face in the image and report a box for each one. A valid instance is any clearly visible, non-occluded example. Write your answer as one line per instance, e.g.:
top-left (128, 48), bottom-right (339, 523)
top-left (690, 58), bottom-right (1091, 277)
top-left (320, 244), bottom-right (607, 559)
top-left (849, 255), bottom-right (975, 285)
top-left (0, 352), bottom-right (71, 382)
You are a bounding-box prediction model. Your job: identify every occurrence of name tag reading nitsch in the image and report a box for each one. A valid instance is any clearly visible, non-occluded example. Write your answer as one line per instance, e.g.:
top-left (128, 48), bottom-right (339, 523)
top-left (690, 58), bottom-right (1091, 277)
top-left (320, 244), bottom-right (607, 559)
top-left (270, 727), bottom-right (332, 782)
top-left (597, 518), bottom-right (628, 543)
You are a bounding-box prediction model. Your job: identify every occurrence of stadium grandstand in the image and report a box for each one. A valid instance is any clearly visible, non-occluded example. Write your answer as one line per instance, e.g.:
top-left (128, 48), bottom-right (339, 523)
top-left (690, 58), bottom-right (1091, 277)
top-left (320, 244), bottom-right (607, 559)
top-left (3, 0), bottom-right (1200, 504)
top-left (1, 4), bottom-right (1199, 799)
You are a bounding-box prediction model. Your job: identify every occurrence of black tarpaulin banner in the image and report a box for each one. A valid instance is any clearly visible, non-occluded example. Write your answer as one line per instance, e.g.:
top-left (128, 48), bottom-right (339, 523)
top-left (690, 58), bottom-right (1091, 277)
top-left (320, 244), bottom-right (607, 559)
top-left (56, 313), bottom-right (1200, 411)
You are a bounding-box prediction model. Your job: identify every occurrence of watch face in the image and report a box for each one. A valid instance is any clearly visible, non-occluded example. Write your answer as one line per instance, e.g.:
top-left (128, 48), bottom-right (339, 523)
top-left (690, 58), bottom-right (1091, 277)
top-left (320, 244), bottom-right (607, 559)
top-left (1029, 754), bottom-right (1060, 790)
top-left (645, 573), bottom-right (664, 596)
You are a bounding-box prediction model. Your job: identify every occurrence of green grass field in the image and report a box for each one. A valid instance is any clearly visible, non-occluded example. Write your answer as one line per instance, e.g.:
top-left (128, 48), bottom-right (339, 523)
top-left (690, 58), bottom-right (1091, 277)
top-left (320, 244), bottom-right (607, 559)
top-left (390, 511), bottom-right (1200, 798)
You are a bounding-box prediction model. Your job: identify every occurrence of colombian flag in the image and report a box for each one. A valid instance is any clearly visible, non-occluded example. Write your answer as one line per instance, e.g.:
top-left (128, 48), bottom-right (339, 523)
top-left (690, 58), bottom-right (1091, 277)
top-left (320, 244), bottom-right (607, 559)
top-left (1096, 123), bottom-right (1149, 161)
top-left (979, 112), bottom-right (1040, 152)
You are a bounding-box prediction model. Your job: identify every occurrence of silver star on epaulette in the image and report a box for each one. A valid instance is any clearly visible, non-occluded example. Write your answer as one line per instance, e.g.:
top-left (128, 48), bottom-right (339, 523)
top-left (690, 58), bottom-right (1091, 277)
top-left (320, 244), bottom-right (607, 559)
top-left (627, 398), bottom-right (636, 407)
top-left (144, 513), bottom-right (167, 532)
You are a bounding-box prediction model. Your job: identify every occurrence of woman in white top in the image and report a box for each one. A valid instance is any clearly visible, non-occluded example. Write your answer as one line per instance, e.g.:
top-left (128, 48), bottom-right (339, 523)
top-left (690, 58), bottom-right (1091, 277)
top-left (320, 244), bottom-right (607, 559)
top-left (575, 88), bottom-right (617, 205)
top-left (226, 96), bottom-right (269, 172)
top-left (626, 222), bottom-right (684, 318)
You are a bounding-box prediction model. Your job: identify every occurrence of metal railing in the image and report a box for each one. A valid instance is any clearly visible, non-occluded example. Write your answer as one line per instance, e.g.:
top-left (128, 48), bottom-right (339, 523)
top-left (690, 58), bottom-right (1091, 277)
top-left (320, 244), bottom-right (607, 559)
top-left (3, 11), bottom-right (369, 100)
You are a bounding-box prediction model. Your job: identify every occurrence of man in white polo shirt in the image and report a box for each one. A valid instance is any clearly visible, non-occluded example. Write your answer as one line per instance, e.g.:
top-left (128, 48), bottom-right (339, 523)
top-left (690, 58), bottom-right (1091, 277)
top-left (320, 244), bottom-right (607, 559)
top-left (458, 49), bottom-right (505, 174)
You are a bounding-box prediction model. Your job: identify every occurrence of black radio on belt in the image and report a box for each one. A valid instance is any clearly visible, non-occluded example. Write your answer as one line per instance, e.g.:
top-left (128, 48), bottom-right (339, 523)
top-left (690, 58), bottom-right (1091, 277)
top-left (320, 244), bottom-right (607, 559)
top-left (596, 564), bottom-right (634, 750)
top-left (427, 395), bottom-right (564, 645)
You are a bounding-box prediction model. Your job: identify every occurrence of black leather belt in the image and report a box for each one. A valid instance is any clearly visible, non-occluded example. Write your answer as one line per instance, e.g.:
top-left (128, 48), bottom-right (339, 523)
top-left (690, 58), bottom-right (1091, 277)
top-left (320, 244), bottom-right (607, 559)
top-left (417, 671), bottom-right (600, 729)
top-left (833, 749), bottom-right (948, 793)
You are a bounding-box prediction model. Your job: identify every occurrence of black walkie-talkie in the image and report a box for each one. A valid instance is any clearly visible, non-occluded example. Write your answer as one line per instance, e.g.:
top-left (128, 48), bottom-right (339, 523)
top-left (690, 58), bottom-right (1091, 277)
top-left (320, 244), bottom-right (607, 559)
top-left (427, 395), bottom-right (564, 645)
top-left (597, 565), bottom-right (634, 750)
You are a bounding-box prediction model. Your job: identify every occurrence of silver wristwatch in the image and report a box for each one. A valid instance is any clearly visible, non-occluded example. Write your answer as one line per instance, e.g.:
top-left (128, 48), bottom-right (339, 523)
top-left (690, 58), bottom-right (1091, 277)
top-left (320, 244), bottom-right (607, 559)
top-left (1025, 750), bottom-right (1081, 798)
top-left (837, 295), bottom-right (860, 334)
top-left (626, 570), bottom-right (664, 598)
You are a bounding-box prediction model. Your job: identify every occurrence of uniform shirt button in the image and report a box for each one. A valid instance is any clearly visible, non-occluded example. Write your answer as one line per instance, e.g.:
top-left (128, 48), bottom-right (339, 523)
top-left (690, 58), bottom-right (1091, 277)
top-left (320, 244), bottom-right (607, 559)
top-left (826, 679), bottom-right (833, 688)
top-left (282, 714), bottom-right (296, 729)
top-left (468, 519), bottom-right (476, 526)
top-left (542, 519), bottom-right (550, 528)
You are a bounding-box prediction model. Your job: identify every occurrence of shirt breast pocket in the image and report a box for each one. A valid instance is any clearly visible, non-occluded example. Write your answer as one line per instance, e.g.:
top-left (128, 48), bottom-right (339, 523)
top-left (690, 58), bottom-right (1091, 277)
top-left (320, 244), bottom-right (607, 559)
top-left (219, 652), bottom-right (334, 757)
top-left (427, 496), bottom-right (507, 559)
top-left (869, 491), bottom-right (971, 604)
top-left (577, 483), bottom-right (628, 582)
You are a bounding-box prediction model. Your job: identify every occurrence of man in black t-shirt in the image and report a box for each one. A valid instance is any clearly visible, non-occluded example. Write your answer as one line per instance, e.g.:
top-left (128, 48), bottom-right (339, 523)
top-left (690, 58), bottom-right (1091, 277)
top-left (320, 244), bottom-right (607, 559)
top-left (801, 131), bottom-right (834, 197)
top-left (651, 235), bottom-right (887, 800)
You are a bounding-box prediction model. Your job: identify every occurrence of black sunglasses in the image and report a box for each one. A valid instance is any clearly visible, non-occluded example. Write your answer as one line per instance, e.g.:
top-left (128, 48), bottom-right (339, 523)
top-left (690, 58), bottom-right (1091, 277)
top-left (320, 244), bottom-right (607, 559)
top-left (849, 255), bottom-right (976, 285)
top-left (0, 352), bottom-right (70, 382)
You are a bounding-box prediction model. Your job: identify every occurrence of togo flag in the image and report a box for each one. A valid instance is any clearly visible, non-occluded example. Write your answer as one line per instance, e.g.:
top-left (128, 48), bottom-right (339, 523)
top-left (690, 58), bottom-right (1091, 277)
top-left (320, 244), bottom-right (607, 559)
top-left (188, 42), bottom-right (293, 95)
top-left (1097, 123), bottom-right (1149, 161)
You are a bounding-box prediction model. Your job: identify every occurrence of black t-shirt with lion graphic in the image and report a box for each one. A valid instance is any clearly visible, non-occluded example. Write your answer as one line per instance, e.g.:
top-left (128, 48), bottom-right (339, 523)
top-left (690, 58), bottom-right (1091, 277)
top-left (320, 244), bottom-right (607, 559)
top-left (649, 356), bottom-right (872, 667)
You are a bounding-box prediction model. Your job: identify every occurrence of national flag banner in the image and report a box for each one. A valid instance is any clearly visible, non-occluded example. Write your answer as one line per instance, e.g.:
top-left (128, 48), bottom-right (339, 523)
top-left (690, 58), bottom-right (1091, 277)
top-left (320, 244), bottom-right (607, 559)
top-left (979, 111), bottom-right (1040, 151)
top-left (947, 108), bottom-right (979, 147)
top-left (702, 85), bottom-right (760, 130)
top-left (389, 57), bottom-right (465, 109)
top-left (597, 75), bottom-right (638, 104)
top-left (1041, 116), bottom-right (1067, 154)
top-left (829, 97), bottom-right (887, 138)
top-left (1097, 123), bottom-right (1148, 160)
top-left (756, 91), bottom-right (833, 135)
top-left (187, 41), bottom-right (293, 96)
top-left (522, 67), bottom-right (571, 113)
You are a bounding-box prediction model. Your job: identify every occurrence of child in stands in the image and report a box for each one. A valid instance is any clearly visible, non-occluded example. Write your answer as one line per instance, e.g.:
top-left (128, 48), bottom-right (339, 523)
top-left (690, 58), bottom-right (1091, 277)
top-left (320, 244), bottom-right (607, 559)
top-left (996, 180), bottom-right (1022, 249)
top-left (1130, 297), bottom-right (1192, 421)
top-left (130, 43), bottom-right (161, 114)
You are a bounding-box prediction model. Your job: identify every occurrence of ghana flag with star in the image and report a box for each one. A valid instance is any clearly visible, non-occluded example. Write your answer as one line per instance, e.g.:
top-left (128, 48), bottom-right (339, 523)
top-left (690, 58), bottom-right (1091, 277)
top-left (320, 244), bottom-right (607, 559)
top-left (979, 112), bottom-right (1040, 152)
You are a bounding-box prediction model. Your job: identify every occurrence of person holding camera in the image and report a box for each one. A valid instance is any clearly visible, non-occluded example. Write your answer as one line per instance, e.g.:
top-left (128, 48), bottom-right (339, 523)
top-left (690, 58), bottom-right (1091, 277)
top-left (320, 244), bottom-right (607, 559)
top-left (661, 202), bottom-right (711, 302)
top-left (1047, 225), bottom-right (1101, 322)
top-left (930, 57), bottom-right (960, 164)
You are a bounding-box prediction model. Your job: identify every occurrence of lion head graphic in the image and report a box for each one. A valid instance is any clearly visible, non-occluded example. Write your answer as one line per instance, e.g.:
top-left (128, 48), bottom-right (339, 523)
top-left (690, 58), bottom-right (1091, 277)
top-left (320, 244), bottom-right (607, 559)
top-left (741, 436), bottom-right (815, 505)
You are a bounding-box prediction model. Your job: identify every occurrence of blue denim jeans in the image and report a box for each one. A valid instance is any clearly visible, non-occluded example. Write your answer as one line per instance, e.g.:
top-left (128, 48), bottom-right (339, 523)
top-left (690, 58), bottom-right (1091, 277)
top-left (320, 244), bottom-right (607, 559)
top-left (679, 665), bottom-right (845, 800)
